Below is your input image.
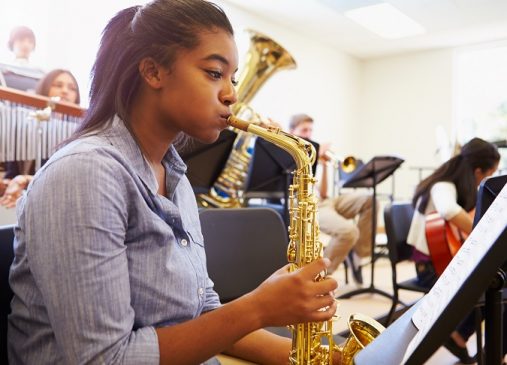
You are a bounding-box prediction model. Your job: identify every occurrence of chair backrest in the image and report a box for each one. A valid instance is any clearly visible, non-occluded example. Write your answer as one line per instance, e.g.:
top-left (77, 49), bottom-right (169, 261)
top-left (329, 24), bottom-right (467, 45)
top-left (199, 208), bottom-right (288, 303)
top-left (384, 202), bottom-right (415, 264)
top-left (0, 224), bottom-right (15, 365)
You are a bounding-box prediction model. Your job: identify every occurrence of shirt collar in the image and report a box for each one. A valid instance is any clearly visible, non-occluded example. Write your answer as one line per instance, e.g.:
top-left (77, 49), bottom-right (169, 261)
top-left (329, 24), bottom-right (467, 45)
top-left (104, 115), bottom-right (187, 197)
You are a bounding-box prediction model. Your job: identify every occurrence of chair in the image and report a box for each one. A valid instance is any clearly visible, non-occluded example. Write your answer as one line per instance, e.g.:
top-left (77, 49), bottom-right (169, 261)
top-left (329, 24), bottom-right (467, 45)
top-left (0, 224), bottom-right (15, 365)
top-left (383, 202), bottom-right (429, 325)
top-left (199, 207), bottom-right (288, 303)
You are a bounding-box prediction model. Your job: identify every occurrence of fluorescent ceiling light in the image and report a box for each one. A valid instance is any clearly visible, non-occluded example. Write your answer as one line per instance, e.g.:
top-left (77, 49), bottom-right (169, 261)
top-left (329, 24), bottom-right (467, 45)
top-left (345, 3), bottom-right (425, 39)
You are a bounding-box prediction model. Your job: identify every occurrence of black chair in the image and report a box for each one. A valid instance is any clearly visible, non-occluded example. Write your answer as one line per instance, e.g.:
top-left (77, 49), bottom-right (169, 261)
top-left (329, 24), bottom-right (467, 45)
top-left (199, 207), bottom-right (347, 343)
top-left (0, 224), bottom-right (15, 365)
top-left (199, 207), bottom-right (288, 303)
top-left (383, 202), bottom-right (428, 325)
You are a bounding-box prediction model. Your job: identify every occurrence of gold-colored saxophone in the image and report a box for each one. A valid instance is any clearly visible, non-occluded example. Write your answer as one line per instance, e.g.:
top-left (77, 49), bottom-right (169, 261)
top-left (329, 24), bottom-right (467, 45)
top-left (227, 115), bottom-right (385, 365)
top-left (198, 30), bottom-right (296, 208)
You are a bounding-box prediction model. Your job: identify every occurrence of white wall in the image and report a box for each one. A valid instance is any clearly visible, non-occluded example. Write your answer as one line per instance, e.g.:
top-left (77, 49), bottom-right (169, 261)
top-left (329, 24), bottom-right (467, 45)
top-left (359, 49), bottom-right (455, 200)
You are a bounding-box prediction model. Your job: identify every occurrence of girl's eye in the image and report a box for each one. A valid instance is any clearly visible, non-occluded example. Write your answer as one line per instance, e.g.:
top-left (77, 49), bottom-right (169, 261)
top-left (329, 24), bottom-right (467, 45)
top-left (231, 78), bottom-right (238, 87)
top-left (207, 70), bottom-right (223, 80)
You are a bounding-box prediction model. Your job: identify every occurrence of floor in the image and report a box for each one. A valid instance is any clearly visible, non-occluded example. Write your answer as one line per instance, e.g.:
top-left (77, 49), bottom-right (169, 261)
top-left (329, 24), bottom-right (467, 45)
top-left (0, 207), bottom-right (485, 364)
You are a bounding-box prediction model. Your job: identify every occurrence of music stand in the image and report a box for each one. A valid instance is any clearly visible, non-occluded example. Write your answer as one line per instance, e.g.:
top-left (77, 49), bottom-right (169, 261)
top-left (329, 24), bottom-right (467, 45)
top-left (337, 156), bottom-right (404, 301)
top-left (244, 137), bottom-right (319, 225)
top-left (355, 178), bottom-right (507, 365)
top-left (180, 129), bottom-right (237, 194)
top-left (473, 174), bottom-right (507, 364)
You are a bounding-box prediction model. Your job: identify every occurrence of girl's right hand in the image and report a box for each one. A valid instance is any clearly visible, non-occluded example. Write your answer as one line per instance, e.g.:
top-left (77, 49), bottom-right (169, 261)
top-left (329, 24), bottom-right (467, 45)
top-left (245, 258), bottom-right (338, 328)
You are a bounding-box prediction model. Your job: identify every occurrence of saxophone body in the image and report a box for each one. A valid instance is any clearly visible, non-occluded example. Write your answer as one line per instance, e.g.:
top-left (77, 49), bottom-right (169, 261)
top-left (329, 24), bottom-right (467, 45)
top-left (227, 116), bottom-right (334, 364)
top-left (227, 116), bottom-right (385, 365)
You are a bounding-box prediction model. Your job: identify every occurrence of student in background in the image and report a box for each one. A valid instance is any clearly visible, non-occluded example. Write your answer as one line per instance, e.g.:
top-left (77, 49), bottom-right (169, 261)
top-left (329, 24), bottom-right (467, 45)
top-left (7, 1), bottom-right (340, 364)
top-left (7, 26), bottom-right (37, 67)
top-left (407, 137), bottom-right (500, 363)
top-left (0, 69), bottom-right (80, 208)
top-left (2, 25), bottom-right (45, 82)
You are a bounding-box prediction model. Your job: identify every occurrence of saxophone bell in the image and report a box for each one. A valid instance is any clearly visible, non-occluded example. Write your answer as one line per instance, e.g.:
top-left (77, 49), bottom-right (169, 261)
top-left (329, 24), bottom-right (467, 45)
top-left (336, 314), bottom-right (385, 365)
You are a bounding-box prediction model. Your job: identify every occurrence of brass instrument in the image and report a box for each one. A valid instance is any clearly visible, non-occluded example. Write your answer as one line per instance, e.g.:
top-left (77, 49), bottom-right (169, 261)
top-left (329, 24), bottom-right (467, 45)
top-left (198, 30), bottom-right (296, 208)
top-left (227, 115), bottom-right (385, 365)
top-left (324, 151), bottom-right (357, 174)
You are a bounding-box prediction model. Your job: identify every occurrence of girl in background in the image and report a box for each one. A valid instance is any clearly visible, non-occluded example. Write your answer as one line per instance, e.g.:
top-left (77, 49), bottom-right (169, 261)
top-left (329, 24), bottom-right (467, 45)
top-left (0, 69), bottom-right (80, 208)
top-left (407, 137), bottom-right (500, 363)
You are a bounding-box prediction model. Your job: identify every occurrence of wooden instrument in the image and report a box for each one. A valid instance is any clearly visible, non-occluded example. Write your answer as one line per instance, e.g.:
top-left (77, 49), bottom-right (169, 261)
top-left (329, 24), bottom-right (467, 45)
top-left (425, 212), bottom-right (464, 276)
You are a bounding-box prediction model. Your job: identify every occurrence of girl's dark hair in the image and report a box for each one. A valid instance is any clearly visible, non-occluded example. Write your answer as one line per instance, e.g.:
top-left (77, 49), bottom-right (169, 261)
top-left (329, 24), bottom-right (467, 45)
top-left (68, 0), bottom-right (233, 144)
top-left (35, 69), bottom-right (81, 105)
top-left (413, 137), bottom-right (500, 213)
top-left (8, 26), bottom-right (36, 51)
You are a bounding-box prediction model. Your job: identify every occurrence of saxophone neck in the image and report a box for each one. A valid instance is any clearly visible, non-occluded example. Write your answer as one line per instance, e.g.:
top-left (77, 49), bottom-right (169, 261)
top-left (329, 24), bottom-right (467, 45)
top-left (227, 115), bottom-right (316, 171)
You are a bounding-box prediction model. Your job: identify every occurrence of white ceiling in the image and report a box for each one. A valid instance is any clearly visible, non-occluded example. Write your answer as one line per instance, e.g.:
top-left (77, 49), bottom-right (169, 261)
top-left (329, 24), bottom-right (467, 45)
top-left (223, 0), bottom-right (507, 59)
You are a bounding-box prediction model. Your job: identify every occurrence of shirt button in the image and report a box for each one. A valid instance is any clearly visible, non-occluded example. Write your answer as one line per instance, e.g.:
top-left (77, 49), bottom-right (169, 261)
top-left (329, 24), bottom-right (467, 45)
top-left (181, 239), bottom-right (188, 246)
top-left (198, 287), bottom-right (204, 296)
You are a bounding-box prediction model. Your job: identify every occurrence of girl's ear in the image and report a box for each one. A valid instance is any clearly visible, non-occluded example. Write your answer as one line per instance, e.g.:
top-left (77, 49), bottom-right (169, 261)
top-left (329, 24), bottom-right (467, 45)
top-left (139, 58), bottom-right (163, 89)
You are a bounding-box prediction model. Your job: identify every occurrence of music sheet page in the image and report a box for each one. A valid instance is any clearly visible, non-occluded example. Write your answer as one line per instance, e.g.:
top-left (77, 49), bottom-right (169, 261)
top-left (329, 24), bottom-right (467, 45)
top-left (402, 182), bottom-right (507, 363)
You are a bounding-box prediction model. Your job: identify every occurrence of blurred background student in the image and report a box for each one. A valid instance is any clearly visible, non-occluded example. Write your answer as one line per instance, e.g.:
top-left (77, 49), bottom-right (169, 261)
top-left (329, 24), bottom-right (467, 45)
top-left (0, 69), bottom-right (80, 208)
top-left (0, 25), bottom-right (45, 90)
top-left (407, 137), bottom-right (500, 363)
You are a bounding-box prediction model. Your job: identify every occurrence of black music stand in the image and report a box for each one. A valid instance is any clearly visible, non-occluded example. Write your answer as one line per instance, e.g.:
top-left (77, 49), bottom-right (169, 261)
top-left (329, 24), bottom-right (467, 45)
top-left (337, 156), bottom-right (404, 301)
top-left (244, 137), bottom-right (319, 226)
top-left (473, 174), bottom-right (507, 365)
top-left (355, 178), bottom-right (507, 365)
top-left (180, 129), bottom-right (237, 195)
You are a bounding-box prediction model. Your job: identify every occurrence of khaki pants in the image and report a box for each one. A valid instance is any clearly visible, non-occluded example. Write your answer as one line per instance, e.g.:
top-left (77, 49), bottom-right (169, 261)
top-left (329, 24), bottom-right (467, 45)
top-left (318, 192), bottom-right (376, 273)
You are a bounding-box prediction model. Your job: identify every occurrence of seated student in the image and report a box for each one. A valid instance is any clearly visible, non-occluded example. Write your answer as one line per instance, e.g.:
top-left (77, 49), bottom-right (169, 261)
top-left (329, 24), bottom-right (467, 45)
top-left (289, 113), bottom-right (376, 284)
top-left (407, 137), bottom-right (501, 363)
top-left (0, 69), bottom-right (80, 208)
top-left (7, 1), bottom-right (340, 364)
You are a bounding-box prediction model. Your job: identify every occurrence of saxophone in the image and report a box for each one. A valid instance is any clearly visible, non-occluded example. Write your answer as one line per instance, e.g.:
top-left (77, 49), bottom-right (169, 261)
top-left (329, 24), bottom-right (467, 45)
top-left (227, 116), bottom-right (385, 365)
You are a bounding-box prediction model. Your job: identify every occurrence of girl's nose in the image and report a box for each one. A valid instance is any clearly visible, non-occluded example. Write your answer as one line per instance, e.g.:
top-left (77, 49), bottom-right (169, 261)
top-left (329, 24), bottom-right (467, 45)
top-left (220, 81), bottom-right (237, 106)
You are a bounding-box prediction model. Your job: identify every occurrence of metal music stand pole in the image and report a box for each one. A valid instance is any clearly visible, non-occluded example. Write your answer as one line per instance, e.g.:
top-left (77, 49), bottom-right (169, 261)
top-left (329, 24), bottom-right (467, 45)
top-left (483, 267), bottom-right (506, 365)
top-left (338, 156), bottom-right (404, 301)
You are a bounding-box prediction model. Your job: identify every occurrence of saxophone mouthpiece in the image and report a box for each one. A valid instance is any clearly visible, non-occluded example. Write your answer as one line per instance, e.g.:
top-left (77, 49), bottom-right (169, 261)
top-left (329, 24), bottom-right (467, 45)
top-left (227, 115), bottom-right (250, 132)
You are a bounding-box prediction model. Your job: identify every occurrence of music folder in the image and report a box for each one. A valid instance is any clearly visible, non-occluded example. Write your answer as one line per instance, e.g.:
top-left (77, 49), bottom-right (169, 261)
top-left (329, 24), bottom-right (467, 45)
top-left (340, 155), bottom-right (404, 189)
top-left (245, 136), bottom-right (320, 197)
top-left (179, 129), bottom-right (237, 194)
top-left (355, 177), bottom-right (507, 365)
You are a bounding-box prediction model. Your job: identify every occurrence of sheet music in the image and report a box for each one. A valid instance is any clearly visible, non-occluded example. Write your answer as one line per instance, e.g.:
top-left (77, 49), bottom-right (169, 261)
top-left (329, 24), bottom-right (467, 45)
top-left (402, 182), bottom-right (507, 363)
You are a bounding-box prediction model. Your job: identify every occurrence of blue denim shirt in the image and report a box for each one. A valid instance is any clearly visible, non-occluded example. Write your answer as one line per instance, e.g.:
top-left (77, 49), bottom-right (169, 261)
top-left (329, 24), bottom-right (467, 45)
top-left (8, 116), bottom-right (221, 364)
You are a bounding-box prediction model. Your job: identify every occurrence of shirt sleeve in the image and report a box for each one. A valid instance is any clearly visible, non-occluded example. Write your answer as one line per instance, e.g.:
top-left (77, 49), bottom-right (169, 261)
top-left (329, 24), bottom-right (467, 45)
top-left (23, 150), bottom-right (160, 365)
top-left (430, 182), bottom-right (464, 220)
